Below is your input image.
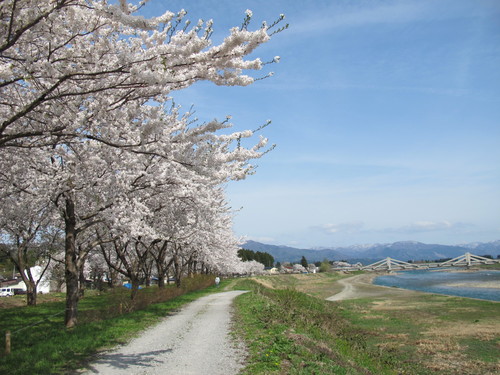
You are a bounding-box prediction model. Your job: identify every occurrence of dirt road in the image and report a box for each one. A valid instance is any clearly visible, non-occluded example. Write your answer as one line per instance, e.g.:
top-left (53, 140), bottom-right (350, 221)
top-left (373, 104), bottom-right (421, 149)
top-left (80, 290), bottom-right (248, 375)
top-left (326, 273), bottom-right (418, 301)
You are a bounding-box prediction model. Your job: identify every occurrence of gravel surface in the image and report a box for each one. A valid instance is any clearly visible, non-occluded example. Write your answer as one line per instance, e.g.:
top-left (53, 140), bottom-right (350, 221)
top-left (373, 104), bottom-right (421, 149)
top-left (80, 290), bottom-right (248, 375)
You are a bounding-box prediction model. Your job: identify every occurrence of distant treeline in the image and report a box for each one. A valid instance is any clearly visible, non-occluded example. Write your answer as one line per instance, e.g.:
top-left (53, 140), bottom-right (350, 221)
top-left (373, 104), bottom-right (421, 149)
top-left (238, 248), bottom-right (275, 268)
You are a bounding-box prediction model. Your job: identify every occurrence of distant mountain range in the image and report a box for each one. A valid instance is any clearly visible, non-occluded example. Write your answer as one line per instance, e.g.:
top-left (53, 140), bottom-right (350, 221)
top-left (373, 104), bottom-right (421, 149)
top-left (242, 240), bottom-right (500, 264)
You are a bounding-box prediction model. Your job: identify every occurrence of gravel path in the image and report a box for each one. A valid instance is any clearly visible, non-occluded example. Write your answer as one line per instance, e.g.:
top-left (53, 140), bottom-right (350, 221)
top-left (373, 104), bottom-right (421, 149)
top-left (326, 273), bottom-right (415, 301)
top-left (80, 290), bottom-right (248, 375)
top-left (326, 276), bottom-right (356, 301)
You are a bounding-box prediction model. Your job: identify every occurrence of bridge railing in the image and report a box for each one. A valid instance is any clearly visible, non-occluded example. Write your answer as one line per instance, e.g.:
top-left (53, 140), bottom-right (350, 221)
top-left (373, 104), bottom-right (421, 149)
top-left (337, 253), bottom-right (500, 272)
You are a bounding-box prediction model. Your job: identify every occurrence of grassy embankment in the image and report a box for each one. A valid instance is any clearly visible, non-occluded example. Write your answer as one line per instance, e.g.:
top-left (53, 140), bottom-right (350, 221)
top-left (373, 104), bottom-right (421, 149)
top-left (0, 275), bottom-right (218, 375)
top-left (232, 272), bottom-right (499, 375)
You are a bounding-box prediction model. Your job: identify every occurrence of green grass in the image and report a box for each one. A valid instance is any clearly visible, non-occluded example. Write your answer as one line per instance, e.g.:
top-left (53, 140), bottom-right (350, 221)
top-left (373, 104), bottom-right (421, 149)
top-left (335, 293), bottom-right (500, 374)
top-left (479, 263), bottom-right (500, 270)
top-left (461, 338), bottom-right (499, 363)
top-left (233, 275), bottom-right (500, 375)
top-left (0, 275), bottom-right (221, 374)
top-left (232, 279), bottom-right (399, 374)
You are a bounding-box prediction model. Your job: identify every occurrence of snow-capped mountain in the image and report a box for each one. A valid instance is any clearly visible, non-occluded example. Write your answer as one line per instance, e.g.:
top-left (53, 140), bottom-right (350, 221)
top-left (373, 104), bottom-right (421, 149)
top-left (459, 240), bottom-right (500, 252)
top-left (242, 240), bottom-right (500, 264)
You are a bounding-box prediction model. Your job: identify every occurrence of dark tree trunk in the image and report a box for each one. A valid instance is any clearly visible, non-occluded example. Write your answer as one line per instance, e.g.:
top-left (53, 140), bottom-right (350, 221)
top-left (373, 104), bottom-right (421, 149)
top-left (17, 267), bottom-right (37, 306)
top-left (173, 254), bottom-right (182, 288)
top-left (64, 196), bottom-right (79, 329)
top-left (26, 291), bottom-right (37, 305)
top-left (130, 277), bottom-right (140, 300)
top-left (78, 263), bottom-right (86, 297)
top-left (158, 274), bottom-right (165, 288)
top-left (156, 256), bottom-right (173, 289)
top-left (25, 280), bottom-right (37, 306)
top-left (106, 267), bottom-right (120, 288)
top-left (151, 240), bottom-right (171, 289)
top-left (10, 244), bottom-right (40, 306)
top-left (187, 256), bottom-right (193, 278)
top-left (142, 256), bottom-right (154, 287)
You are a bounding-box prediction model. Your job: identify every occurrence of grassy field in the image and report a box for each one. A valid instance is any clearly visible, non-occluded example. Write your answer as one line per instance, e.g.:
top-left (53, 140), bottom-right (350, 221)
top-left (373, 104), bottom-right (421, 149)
top-left (0, 275), bottom-right (218, 374)
top-left (340, 294), bottom-right (499, 374)
top-left (232, 272), bottom-right (500, 374)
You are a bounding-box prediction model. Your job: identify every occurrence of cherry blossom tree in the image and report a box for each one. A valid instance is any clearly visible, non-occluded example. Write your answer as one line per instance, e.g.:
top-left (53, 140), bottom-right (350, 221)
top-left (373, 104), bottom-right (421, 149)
top-left (92, 111), bottom-right (269, 293)
top-left (0, 0), bottom-right (284, 149)
top-left (0, 0), bottom-right (285, 328)
top-left (239, 260), bottom-right (266, 275)
top-left (0, 192), bottom-right (61, 305)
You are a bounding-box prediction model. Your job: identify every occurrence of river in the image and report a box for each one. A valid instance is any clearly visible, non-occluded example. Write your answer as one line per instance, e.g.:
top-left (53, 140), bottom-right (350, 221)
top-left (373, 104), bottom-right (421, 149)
top-left (374, 269), bottom-right (500, 301)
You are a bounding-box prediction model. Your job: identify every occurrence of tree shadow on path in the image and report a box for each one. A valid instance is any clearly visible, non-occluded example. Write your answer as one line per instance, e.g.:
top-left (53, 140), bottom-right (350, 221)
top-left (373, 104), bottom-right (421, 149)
top-left (83, 348), bottom-right (172, 373)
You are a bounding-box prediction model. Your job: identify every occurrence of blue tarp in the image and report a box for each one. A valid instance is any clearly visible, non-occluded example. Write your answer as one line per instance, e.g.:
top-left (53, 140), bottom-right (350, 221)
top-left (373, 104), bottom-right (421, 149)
top-left (122, 283), bottom-right (142, 289)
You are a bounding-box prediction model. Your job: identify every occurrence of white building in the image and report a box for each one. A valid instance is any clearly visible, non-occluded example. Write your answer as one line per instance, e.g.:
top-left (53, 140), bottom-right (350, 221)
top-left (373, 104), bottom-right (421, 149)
top-left (29, 265), bottom-right (51, 293)
top-left (0, 266), bottom-right (51, 295)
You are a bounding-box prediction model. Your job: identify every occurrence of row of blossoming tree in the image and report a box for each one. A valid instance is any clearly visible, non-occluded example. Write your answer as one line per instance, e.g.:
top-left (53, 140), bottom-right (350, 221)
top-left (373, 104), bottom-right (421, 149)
top-left (0, 0), bottom-right (285, 327)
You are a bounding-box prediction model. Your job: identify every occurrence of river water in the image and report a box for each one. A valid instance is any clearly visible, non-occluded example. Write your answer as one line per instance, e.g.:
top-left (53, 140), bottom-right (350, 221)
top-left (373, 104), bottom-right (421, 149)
top-left (374, 269), bottom-right (500, 301)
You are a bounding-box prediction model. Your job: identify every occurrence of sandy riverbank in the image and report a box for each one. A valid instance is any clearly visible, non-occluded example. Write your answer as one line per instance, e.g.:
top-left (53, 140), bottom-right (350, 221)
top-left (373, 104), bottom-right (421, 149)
top-left (327, 272), bottom-right (500, 301)
top-left (444, 281), bottom-right (500, 289)
top-left (326, 273), bottom-right (418, 301)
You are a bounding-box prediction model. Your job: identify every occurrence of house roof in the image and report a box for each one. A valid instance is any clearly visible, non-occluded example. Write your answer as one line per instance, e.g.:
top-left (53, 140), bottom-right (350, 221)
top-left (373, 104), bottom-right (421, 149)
top-left (0, 279), bottom-right (25, 288)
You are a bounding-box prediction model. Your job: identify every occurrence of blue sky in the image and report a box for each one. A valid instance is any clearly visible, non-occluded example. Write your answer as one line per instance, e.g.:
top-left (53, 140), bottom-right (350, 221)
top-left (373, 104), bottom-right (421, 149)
top-left (140, 0), bottom-right (500, 248)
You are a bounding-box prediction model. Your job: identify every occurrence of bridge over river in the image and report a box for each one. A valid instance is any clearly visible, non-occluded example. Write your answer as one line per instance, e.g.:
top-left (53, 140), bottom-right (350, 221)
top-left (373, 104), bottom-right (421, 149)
top-left (333, 252), bottom-right (500, 272)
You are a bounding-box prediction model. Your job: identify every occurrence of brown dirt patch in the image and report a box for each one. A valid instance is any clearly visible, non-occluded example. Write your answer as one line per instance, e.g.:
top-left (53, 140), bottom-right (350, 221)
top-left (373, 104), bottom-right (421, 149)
top-left (415, 338), bottom-right (463, 354)
top-left (252, 278), bottom-right (275, 289)
top-left (425, 353), bottom-right (499, 375)
top-left (425, 323), bottom-right (500, 341)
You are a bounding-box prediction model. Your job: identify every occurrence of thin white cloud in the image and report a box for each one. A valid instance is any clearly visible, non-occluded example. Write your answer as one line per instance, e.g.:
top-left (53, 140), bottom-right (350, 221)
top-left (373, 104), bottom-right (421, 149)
top-left (287, 0), bottom-right (500, 37)
top-left (246, 236), bottom-right (277, 244)
top-left (314, 222), bottom-right (364, 235)
top-left (407, 221), bottom-right (453, 232)
top-left (313, 220), bottom-right (474, 237)
top-left (260, 76), bottom-right (493, 100)
top-left (386, 221), bottom-right (473, 234)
